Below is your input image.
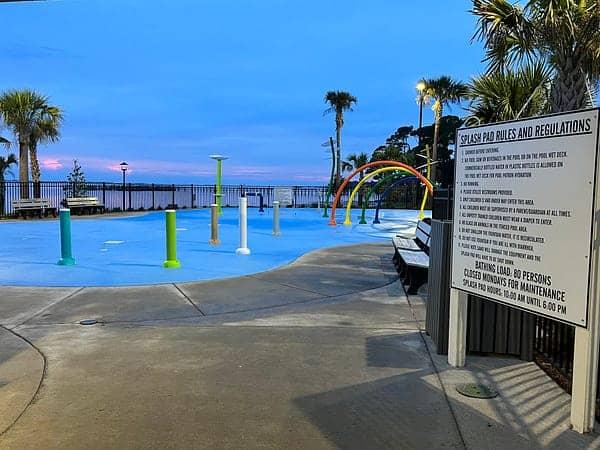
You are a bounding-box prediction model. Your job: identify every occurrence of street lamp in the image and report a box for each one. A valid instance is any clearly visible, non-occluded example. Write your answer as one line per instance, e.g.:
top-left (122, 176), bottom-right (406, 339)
top-left (120, 161), bottom-right (128, 211)
top-left (209, 155), bottom-right (228, 215)
top-left (416, 81), bottom-right (426, 146)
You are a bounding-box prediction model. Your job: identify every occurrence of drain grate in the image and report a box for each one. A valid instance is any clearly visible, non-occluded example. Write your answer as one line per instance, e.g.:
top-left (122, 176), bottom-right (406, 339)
top-left (456, 383), bottom-right (498, 399)
top-left (79, 319), bottom-right (98, 326)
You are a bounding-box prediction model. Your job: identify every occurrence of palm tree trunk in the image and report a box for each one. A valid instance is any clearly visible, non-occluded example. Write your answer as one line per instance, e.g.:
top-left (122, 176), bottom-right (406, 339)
top-left (335, 113), bottom-right (342, 187)
top-left (30, 140), bottom-right (42, 198)
top-left (431, 106), bottom-right (442, 184)
top-left (327, 138), bottom-right (336, 194)
top-left (18, 136), bottom-right (29, 199)
top-left (551, 52), bottom-right (589, 113)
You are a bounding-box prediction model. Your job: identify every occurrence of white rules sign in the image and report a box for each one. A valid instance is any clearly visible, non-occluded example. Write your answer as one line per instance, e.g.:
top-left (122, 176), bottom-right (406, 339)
top-left (452, 109), bottom-right (600, 327)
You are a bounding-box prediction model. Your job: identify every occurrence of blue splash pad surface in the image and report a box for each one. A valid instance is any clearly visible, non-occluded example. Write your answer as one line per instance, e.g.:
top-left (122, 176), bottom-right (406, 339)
top-left (0, 208), bottom-right (428, 286)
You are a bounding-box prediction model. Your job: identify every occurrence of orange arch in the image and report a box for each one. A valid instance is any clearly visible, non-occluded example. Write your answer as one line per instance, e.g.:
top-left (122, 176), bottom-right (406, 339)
top-left (329, 161), bottom-right (433, 225)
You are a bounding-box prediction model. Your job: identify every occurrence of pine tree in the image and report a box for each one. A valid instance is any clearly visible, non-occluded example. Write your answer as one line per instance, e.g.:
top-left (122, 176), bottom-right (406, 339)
top-left (66, 159), bottom-right (87, 197)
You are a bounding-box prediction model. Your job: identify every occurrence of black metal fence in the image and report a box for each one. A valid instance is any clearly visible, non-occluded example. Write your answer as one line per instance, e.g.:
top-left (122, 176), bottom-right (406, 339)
top-left (426, 219), bottom-right (535, 359)
top-left (0, 180), bottom-right (425, 218)
top-left (534, 317), bottom-right (576, 387)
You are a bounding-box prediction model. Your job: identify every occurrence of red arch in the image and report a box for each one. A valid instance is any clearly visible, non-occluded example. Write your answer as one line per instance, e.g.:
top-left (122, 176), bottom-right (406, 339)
top-left (329, 161), bottom-right (433, 225)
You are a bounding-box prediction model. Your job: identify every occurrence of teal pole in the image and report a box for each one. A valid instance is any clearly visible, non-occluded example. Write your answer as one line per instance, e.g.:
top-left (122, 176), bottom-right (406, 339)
top-left (57, 208), bottom-right (75, 266)
top-left (163, 210), bottom-right (181, 268)
top-left (323, 183), bottom-right (332, 218)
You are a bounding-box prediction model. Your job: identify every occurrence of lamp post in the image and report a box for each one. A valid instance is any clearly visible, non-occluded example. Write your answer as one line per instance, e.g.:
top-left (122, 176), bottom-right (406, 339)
top-left (209, 155), bottom-right (228, 215)
top-left (416, 81), bottom-right (426, 147)
top-left (120, 161), bottom-right (128, 212)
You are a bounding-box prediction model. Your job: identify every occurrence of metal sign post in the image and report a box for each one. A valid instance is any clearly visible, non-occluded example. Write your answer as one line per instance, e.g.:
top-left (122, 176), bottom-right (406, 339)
top-left (571, 152), bottom-right (600, 432)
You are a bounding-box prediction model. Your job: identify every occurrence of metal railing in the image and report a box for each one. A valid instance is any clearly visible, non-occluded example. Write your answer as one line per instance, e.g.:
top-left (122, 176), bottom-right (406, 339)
top-left (0, 181), bottom-right (425, 217)
top-left (534, 317), bottom-right (576, 386)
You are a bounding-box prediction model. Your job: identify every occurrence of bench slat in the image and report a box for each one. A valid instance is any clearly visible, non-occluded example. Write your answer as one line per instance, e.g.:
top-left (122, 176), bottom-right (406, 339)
top-left (398, 249), bottom-right (429, 268)
top-left (12, 199), bottom-right (51, 209)
top-left (65, 197), bottom-right (103, 207)
top-left (392, 236), bottom-right (421, 251)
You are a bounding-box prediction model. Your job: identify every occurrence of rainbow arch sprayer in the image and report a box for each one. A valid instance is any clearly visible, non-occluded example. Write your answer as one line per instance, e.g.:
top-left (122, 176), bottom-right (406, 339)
top-left (328, 160), bottom-right (433, 226)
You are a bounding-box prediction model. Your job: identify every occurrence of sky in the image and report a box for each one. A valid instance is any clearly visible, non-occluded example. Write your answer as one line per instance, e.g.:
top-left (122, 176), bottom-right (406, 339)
top-left (0, 0), bottom-right (484, 185)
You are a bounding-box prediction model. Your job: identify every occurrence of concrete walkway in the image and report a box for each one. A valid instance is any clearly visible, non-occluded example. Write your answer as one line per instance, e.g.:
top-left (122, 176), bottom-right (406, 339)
top-left (0, 243), bottom-right (598, 449)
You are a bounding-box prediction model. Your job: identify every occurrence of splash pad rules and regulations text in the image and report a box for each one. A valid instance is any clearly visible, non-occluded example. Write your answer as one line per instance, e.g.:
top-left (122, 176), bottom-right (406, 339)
top-left (452, 109), bottom-right (600, 327)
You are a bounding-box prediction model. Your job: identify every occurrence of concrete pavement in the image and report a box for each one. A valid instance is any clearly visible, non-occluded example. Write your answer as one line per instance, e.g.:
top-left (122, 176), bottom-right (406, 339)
top-left (0, 243), bottom-right (598, 449)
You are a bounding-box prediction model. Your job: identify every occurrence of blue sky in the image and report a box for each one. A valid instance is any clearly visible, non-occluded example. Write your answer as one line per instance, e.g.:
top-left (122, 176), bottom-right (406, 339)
top-left (0, 0), bottom-right (484, 184)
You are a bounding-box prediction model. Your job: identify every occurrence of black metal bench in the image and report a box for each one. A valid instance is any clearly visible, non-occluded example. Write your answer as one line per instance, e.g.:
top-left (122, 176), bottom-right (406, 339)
top-left (64, 197), bottom-right (105, 215)
top-left (392, 218), bottom-right (431, 294)
top-left (12, 198), bottom-right (56, 219)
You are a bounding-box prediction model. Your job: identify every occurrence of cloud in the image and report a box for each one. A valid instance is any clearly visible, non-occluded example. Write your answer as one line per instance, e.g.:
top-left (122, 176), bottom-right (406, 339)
top-left (41, 153), bottom-right (328, 182)
top-left (41, 158), bottom-right (63, 170)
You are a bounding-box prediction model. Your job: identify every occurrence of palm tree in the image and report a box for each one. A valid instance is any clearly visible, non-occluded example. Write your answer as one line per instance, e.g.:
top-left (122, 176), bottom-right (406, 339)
top-left (324, 91), bottom-right (357, 186)
top-left (342, 152), bottom-right (369, 205)
top-left (29, 114), bottom-right (62, 198)
top-left (471, 0), bottom-right (599, 113)
top-left (0, 153), bottom-right (17, 215)
top-left (420, 76), bottom-right (468, 182)
top-left (342, 152), bottom-right (369, 179)
top-left (468, 62), bottom-right (551, 124)
top-left (0, 90), bottom-right (62, 198)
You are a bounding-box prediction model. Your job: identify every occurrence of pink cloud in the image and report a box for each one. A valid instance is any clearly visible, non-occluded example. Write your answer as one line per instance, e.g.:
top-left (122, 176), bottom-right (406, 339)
top-left (41, 158), bottom-right (63, 170)
top-left (39, 153), bottom-right (330, 182)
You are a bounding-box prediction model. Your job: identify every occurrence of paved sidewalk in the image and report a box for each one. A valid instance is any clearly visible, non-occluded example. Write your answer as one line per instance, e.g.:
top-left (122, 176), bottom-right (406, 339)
top-left (0, 243), bottom-right (598, 449)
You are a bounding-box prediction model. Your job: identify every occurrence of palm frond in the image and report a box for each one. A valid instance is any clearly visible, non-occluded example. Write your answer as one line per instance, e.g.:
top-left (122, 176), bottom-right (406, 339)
top-left (0, 136), bottom-right (10, 149)
top-left (471, 0), bottom-right (538, 72)
top-left (323, 90), bottom-right (358, 115)
top-left (468, 61), bottom-right (551, 123)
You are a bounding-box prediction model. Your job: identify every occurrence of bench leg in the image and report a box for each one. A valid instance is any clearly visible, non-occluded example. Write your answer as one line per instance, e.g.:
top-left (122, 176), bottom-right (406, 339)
top-left (407, 269), bottom-right (427, 295)
top-left (392, 250), bottom-right (400, 267)
top-left (397, 260), bottom-right (408, 280)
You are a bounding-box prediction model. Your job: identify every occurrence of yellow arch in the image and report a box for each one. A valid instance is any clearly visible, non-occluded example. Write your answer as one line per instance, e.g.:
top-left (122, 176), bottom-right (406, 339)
top-left (344, 166), bottom-right (418, 225)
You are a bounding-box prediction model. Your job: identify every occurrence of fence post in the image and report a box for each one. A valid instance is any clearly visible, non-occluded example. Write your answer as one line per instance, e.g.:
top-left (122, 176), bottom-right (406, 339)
top-left (151, 183), bottom-right (155, 210)
top-left (102, 182), bottom-right (106, 206)
top-left (171, 184), bottom-right (175, 208)
top-left (128, 183), bottom-right (132, 211)
top-left (190, 184), bottom-right (194, 209)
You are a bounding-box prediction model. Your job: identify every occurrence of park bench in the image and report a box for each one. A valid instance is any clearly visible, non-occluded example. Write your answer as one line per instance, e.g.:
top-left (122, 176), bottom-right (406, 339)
top-left (12, 198), bottom-right (56, 219)
top-left (64, 197), bottom-right (105, 215)
top-left (392, 218), bottom-right (431, 294)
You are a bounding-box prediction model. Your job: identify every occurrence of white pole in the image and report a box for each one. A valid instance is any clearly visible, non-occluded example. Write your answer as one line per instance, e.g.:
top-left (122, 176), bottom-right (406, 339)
top-left (570, 149), bottom-right (600, 432)
top-left (273, 201), bottom-right (281, 236)
top-left (448, 288), bottom-right (469, 367)
top-left (236, 196), bottom-right (251, 255)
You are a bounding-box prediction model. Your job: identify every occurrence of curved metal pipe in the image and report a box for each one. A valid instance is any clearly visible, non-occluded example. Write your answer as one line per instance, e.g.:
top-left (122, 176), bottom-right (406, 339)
top-left (373, 176), bottom-right (418, 224)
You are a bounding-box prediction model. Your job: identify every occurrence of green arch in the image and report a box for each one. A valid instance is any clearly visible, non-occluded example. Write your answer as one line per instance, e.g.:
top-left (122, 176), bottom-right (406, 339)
top-left (358, 172), bottom-right (411, 224)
